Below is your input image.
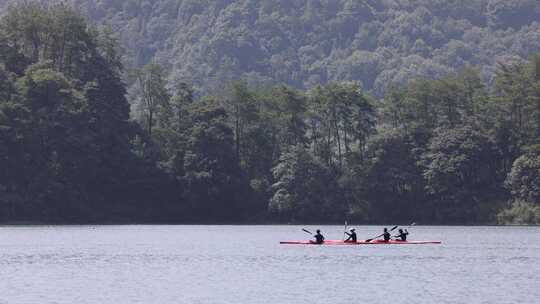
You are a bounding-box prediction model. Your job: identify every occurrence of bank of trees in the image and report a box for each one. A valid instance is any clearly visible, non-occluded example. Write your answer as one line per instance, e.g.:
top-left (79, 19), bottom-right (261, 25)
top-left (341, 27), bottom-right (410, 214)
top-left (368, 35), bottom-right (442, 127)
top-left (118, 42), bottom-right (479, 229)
top-left (126, 47), bottom-right (540, 224)
top-left (1, 3), bottom-right (539, 224)
top-left (0, 3), bottom-right (174, 222)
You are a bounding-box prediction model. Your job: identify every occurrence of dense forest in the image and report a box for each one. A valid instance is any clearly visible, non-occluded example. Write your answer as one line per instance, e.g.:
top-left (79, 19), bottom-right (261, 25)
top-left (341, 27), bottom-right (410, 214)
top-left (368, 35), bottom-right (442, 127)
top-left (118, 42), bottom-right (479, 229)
top-left (0, 2), bottom-right (539, 224)
top-left (2, 0), bottom-right (539, 97)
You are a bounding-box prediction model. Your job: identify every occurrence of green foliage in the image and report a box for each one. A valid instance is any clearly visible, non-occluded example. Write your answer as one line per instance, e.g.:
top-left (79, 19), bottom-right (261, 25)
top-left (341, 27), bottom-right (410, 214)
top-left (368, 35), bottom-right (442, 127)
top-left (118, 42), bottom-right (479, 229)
top-left (487, 0), bottom-right (540, 29)
top-left (381, 68), bottom-right (488, 133)
top-left (421, 125), bottom-right (502, 222)
top-left (2, 1), bottom-right (540, 225)
top-left (1, 64), bottom-right (93, 220)
top-left (0, 3), bottom-right (146, 222)
top-left (506, 145), bottom-right (540, 204)
top-left (269, 145), bottom-right (345, 223)
top-left (308, 82), bottom-right (376, 169)
top-left (355, 130), bottom-right (428, 223)
top-left (2, 0), bottom-right (536, 97)
top-left (182, 99), bottom-right (254, 221)
top-left (132, 63), bottom-right (171, 139)
top-left (497, 201), bottom-right (540, 225)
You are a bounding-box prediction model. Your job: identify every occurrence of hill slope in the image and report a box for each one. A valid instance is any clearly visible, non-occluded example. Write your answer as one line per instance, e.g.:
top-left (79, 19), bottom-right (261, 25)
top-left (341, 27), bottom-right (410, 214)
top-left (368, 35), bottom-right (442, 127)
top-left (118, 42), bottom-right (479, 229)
top-left (2, 0), bottom-right (540, 95)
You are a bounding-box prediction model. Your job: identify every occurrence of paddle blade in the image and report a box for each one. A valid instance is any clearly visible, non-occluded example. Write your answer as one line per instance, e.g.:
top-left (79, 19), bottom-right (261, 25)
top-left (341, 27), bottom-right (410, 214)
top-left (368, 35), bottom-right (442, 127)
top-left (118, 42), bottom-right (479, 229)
top-left (302, 228), bottom-right (313, 235)
top-left (390, 225), bottom-right (398, 231)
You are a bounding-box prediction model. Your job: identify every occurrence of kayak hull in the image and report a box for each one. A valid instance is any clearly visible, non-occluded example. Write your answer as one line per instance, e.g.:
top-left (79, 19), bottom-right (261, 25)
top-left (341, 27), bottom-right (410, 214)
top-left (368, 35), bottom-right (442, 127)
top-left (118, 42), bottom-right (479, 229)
top-left (279, 240), bottom-right (441, 245)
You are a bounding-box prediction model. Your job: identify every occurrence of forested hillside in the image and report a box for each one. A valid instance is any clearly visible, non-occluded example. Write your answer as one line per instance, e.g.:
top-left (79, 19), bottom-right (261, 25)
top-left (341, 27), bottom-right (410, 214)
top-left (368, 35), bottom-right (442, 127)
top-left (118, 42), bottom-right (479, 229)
top-left (2, 0), bottom-right (540, 96)
top-left (1, 2), bottom-right (539, 224)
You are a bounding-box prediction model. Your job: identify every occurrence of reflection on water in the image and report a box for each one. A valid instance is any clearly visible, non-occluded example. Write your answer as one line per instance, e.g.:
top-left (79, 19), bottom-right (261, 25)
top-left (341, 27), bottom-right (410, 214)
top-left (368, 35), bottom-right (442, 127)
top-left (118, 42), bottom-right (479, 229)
top-left (0, 225), bottom-right (539, 304)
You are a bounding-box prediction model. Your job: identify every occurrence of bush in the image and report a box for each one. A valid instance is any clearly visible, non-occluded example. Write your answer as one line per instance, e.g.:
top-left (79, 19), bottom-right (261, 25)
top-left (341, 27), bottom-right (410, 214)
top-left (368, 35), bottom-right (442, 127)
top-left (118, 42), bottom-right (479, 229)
top-left (497, 201), bottom-right (540, 225)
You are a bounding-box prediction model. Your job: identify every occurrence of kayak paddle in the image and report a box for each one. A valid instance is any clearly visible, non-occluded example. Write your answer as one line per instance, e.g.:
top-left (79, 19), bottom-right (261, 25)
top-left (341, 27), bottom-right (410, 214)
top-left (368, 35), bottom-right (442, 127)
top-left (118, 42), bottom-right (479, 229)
top-left (302, 228), bottom-right (313, 235)
top-left (343, 221), bottom-right (348, 241)
top-left (365, 225), bottom-right (398, 242)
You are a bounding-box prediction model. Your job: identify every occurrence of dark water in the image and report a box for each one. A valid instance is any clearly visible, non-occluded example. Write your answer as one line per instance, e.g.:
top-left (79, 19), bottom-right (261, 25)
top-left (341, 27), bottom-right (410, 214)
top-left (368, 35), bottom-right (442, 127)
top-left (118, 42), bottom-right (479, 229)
top-left (0, 225), bottom-right (539, 304)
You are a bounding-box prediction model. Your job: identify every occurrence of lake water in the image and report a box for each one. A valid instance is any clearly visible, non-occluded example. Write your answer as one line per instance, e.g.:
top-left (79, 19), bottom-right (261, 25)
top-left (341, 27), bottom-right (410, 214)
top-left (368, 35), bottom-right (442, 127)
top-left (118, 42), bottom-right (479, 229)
top-left (0, 225), bottom-right (539, 304)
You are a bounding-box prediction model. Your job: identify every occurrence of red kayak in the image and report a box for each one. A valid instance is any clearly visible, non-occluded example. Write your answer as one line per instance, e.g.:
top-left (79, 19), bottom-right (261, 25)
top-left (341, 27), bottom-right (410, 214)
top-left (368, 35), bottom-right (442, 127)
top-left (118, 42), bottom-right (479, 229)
top-left (280, 240), bottom-right (441, 245)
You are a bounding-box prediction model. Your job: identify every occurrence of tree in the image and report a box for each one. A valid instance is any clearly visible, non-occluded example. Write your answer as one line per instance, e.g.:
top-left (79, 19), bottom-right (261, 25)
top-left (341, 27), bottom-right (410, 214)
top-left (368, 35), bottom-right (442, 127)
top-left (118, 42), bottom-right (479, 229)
top-left (182, 98), bottom-right (254, 222)
top-left (0, 3), bottom-right (143, 222)
top-left (1, 63), bottom-right (94, 220)
top-left (506, 145), bottom-right (540, 205)
top-left (529, 55), bottom-right (540, 142)
top-left (133, 63), bottom-right (171, 139)
top-left (272, 85), bottom-right (308, 150)
top-left (309, 83), bottom-right (375, 168)
top-left (421, 125), bottom-right (503, 222)
top-left (489, 58), bottom-right (540, 173)
top-left (497, 201), bottom-right (540, 225)
top-left (356, 130), bottom-right (428, 223)
top-left (269, 145), bottom-right (345, 222)
top-left (154, 81), bottom-right (195, 175)
top-left (222, 81), bottom-right (259, 164)
top-left (493, 60), bottom-right (539, 143)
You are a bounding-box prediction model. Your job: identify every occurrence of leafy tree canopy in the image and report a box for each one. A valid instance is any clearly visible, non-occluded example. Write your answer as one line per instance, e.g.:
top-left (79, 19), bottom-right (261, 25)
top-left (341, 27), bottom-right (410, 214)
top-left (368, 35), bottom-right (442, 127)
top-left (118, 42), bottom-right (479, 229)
top-left (2, 0), bottom-right (538, 96)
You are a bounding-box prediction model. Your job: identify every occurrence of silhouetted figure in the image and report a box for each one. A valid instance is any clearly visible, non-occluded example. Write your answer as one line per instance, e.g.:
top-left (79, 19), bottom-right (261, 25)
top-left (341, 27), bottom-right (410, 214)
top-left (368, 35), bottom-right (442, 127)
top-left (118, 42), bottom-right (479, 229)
top-left (395, 229), bottom-right (409, 241)
top-left (345, 228), bottom-right (357, 242)
top-left (383, 228), bottom-right (391, 242)
top-left (313, 229), bottom-right (325, 244)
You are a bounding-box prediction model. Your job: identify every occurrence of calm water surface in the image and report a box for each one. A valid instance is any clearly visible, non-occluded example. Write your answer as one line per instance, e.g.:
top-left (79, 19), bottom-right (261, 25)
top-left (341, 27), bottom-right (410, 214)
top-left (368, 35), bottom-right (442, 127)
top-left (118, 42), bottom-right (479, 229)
top-left (0, 225), bottom-right (539, 304)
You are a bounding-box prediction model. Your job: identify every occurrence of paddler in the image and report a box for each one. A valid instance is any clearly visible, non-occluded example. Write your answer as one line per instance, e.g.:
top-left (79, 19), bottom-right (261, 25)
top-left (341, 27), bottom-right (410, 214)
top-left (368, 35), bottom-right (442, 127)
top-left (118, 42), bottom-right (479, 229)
top-left (313, 229), bottom-right (325, 244)
top-left (382, 227), bottom-right (391, 242)
top-left (394, 229), bottom-right (409, 241)
top-left (344, 228), bottom-right (357, 242)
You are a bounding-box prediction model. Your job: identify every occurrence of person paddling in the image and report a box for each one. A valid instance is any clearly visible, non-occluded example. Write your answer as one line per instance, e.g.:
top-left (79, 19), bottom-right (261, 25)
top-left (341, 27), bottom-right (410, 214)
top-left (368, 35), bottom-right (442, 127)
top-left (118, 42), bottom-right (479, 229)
top-left (394, 229), bottom-right (409, 241)
top-left (344, 228), bottom-right (357, 242)
top-left (382, 228), bottom-right (391, 242)
top-left (313, 229), bottom-right (325, 244)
